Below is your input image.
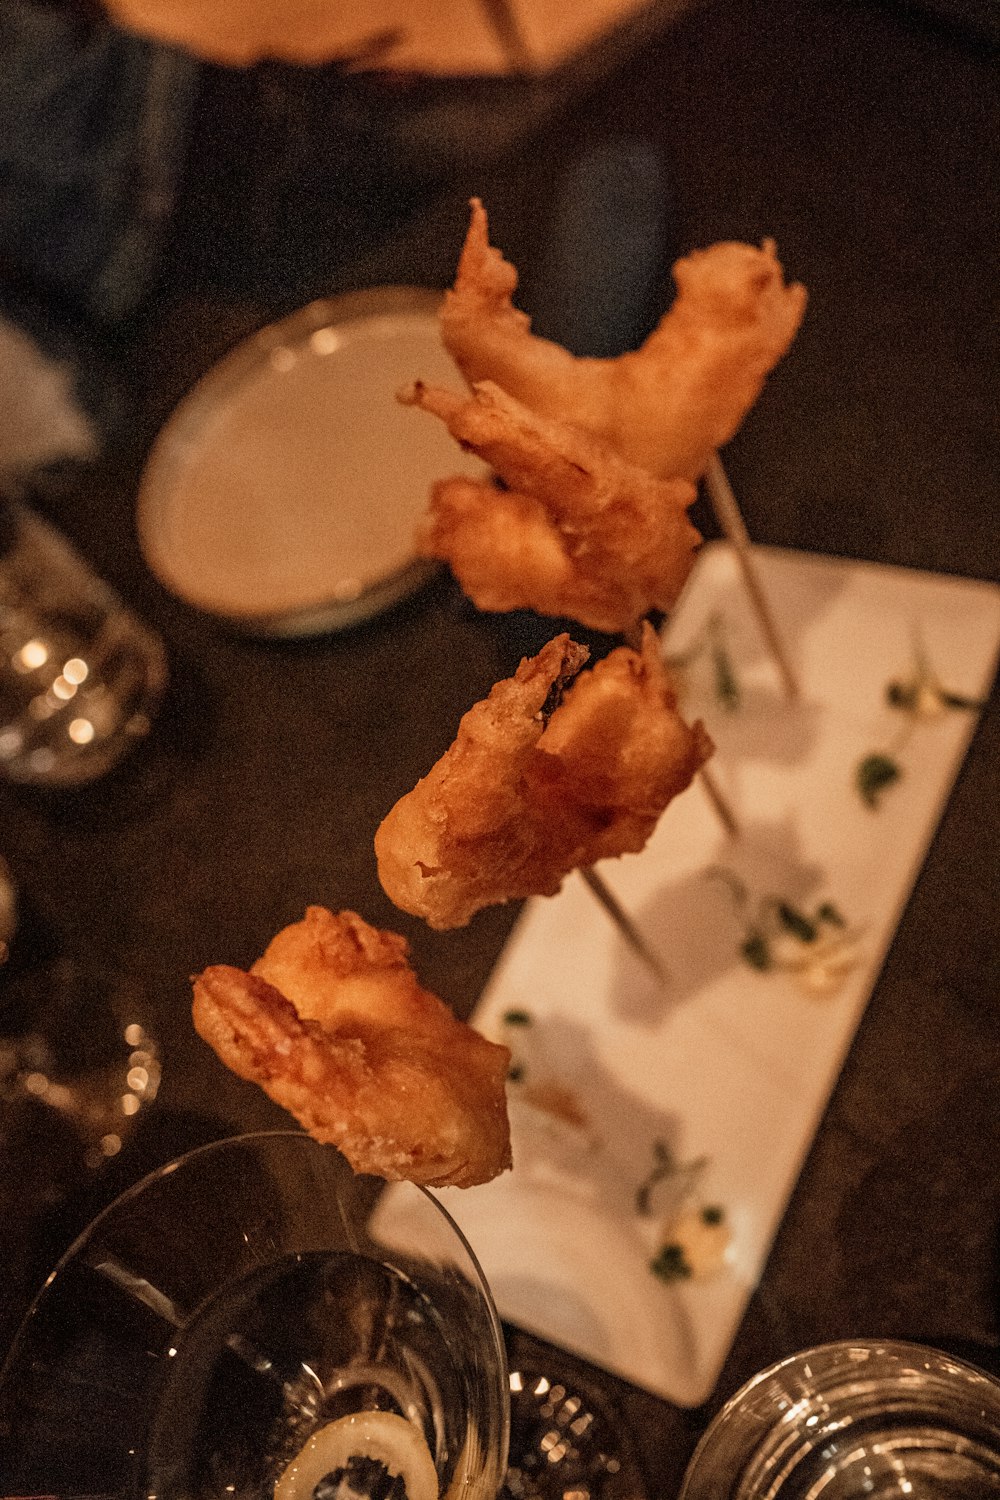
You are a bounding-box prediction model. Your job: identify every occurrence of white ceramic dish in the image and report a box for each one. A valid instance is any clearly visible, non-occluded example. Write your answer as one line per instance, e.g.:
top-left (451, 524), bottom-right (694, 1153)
top-left (374, 542), bottom-right (1000, 1407)
top-left (136, 287), bottom-right (484, 636)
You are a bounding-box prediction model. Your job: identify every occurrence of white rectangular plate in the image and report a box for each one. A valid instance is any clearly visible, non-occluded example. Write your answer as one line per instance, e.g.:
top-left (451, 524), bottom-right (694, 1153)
top-left (375, 543), bottom-right (1000, 1408)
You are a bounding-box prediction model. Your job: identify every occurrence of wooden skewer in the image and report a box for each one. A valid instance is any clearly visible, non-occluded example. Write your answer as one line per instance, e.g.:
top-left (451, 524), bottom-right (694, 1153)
top-left (703, 452), bottom-right (800, 703)
top-left (580, 601), bottom-right (743, 971)
top-left (697, 762), bottom-right (740, 839)
top-left (476, 0), bottom-right (535, 70)
top-left (623, 618), bottom-right (742, 840)
top-left (579, 866), bottom-right (670, 988)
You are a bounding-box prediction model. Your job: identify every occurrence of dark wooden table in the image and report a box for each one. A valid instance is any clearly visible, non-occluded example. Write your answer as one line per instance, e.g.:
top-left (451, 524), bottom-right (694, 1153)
top-left (1, 0), bottom-right (998, 1494)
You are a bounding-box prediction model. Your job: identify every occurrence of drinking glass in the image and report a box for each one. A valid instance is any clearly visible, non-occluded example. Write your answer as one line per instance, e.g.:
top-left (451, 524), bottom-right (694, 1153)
top-left (0, 1130), bottom-right (510, 1499)
top-left (0, 954), bottom-right (161, 1176)
top-left (678, 1339), bottom-right (1000, 1499)
top-left (0, 496), bottom-right (167, 786)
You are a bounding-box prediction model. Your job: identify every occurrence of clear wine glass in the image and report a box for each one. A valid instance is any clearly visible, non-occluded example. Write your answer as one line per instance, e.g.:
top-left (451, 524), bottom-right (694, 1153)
top-left (0, 1130), bottom-right (510, 1499)
top-left (0, 953), bottom-right (161, 1174)
top-left (0, 495), bottom-right (167, 787)
top-left (0, 856), bottom-right (161, 1230)
top-left (0, 932), bottom-right (163, 1358)
top-left (0, 485), bottom-right (168, 1278)
top-left (678, 1339), bottom-right (1000, 1500)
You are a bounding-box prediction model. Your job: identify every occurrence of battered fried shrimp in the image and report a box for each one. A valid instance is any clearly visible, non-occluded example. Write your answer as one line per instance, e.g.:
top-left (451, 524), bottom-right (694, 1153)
top-left (375, 627), bottom-right (712, 930)
top-left (401, 378), bottom-right (700, 633)
top-left (192, 906), bottom-right (512, 1187)
top-left (440, 197), bottom-right (807, 481)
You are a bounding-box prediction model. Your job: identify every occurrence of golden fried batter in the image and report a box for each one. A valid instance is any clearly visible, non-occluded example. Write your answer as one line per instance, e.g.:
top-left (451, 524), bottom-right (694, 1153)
top-left (440, 198), bottom-right (807, 481)
top-left (401, 379), bottom-right (700, 633)
top-left (375, 627), bottom-right (712, 930)
top-left (192, 906), bottom-right (511, 1187)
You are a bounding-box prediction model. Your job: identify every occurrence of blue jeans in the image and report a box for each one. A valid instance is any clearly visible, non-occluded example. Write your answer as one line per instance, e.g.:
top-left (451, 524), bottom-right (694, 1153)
top-left (0, 3), bottom-right (198, 324)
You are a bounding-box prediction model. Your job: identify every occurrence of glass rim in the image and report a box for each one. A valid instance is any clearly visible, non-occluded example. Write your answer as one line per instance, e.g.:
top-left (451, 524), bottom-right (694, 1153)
top-left (723, 1337), bottom-right (1000, 1400)
top-left (134, 286), bottom-right (450, 638)
top-left (681, 1336), bottom-right (1000, 1497)
top-left (1, 1128), bottom-right (507, 1388)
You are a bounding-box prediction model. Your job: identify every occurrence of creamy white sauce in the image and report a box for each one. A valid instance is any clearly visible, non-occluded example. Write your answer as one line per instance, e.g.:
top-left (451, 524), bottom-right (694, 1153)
top-left (139, 307), bottom-right (484, 625)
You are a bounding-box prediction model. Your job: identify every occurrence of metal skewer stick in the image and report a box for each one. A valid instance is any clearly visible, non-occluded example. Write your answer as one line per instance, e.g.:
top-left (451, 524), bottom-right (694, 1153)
top-left (703, 452), bottom-right (800, 703)
top-left (579, 865), bottom-right (670, 987)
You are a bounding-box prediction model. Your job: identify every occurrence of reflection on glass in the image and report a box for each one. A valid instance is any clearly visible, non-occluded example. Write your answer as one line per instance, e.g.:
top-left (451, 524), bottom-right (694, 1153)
top-left (0, 498), bottom-right (166, 786)
top-left (679, 1340), bottom-right (1000, 1500)
top-left (0, 1132), bottom-right (510, 1499)
top-left (0, 958), bottom-right (161, 1177)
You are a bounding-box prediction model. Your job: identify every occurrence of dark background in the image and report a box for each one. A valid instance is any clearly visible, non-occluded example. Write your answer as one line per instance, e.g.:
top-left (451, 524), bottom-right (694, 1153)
top-left (1, 0), bottom-right (998, 1493)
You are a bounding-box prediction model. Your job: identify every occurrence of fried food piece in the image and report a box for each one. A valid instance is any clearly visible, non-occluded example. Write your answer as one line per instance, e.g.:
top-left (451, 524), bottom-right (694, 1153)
top-left (401, 379), bottom-right (700, 633)
top-left (377, 635), bottom-right (590, 930)
top-left (375, 627), bottom-right (712, 929)
top-left (192, 906), bottom-right (511, 1187)
top-left (440, 198), bottom-right (807, 481)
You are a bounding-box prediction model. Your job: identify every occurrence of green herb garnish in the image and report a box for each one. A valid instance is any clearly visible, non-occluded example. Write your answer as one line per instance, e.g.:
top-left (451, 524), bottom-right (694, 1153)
top-left (885, 635), bottom-right (984, 717)
top-left (635, 1140), bottom-right (675, 1216)
top-left (650, 1243), bottom-right (692, 1283)
top-left (635, 1142), bottom-right (709, 1216)
top-left (856, 753), bottom-right (902, 808)
top-left (776, 902), bottom-right (817, 943)
top-left (502, 1009), bottom-right (532, 1027)
top-left (886, 680), bottom-right (918, 710)
top-left (940, 690), bottom-right (986, 711)
top-left (709, 614), bottom-right (740, 712)
top-left (741, 931), bottom-right (772, 970)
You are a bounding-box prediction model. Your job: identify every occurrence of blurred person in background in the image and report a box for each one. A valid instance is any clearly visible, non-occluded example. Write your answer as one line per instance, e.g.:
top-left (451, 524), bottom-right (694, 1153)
top-left (0, 0), bottom-right (537, 328)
